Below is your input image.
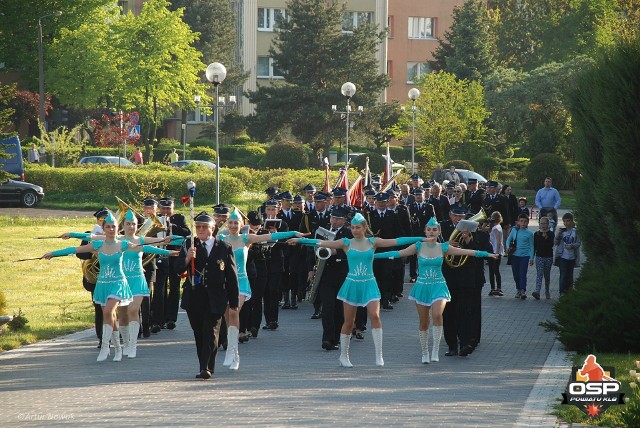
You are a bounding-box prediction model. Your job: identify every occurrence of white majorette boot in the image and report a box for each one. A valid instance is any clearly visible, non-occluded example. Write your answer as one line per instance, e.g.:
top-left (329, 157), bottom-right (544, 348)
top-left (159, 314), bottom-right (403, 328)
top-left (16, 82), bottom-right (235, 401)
top-left (431, 325), bottom-right (443, 362)
top-left (120, 324), bottom-right (129, 357)
top-left (372, 328), bottom-right (384, 366)
top-left (339, 333), bottom-right (353, 368)
top-left (97, 324), bottom-right (113, 362)
top-left (224, 326), bottom-right (239, 367)
top-left (112, 329), bottom-right (123, 362)
top-left (128, 321), bottom-right (140, 359)
top-left (419, 330), bottom-right (430, 364)
top-left (230, 346), bottom-right (240, 371)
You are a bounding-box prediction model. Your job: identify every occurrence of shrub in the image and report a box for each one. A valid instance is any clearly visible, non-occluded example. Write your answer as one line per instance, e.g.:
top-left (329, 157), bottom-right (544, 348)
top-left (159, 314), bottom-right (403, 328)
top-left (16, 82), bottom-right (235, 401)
top-left (446, 159), bottom-right (474, 171)
top-left (157, 138), bottom-right (181, 149)
top-left (351, 153), bottom-right (385, 173)
top-left (8, 308), bottom-right (28, 331)
top-left (550, 261), bottom-right (640, 353)
top-left (262, 140), bottom-right (309, 169)
top-left (233, 135), bottom-right (252, 145)
top-left (525, 153), bottom-right (569, 190)
top-left (237, 145), bottom-right (266, 158)
top-left (189, 139), bottom-right (214, 149)
top-left (190, 147), bottom-right (217, 162)
top-left (388, 146), bottom-right (405, 162)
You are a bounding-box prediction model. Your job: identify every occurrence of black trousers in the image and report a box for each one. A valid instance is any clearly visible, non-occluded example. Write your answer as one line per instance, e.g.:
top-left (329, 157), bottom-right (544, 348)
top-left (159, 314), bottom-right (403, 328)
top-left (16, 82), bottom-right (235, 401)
top-left (151, 258), bottom-right (181, 325)
top-left (373, 259), bottom-right (392, 304)
top-left (247, 269), bottom-right (267, 332)
top-left (409, 255), bottom-right (418, 279)
top-left (186, 309), bottom-right (222, 373)
top-left (319, 268), bottom-right (346, 344)
top-left (391, 259), bottom-right (404, 296)
top-left (443, 288), bottom-right (477, 351)
top-left (355, 307), bottom-right (367, 331)
top-left (84, 280), bottom-right (103, 339)
top-left (264, 271), bottom-right (282, 324)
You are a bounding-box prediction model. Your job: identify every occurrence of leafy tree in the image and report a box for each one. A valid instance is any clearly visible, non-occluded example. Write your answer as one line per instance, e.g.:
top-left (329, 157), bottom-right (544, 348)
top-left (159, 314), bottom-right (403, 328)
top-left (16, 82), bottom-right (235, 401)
top-left (0, 0), bottom-right (113, 89)
top-left (168, 0), bottom-right (245, 88)
top-left (6, 87), bottom-right (53, 136)
top-left (395, 72), bottom-right (489, 166)
top-left (247, 0), bottom-right (389, 153)
top-left (358, 102), bottom-right (403, 153)
top-left (429, 0), bottom-right (496, 81)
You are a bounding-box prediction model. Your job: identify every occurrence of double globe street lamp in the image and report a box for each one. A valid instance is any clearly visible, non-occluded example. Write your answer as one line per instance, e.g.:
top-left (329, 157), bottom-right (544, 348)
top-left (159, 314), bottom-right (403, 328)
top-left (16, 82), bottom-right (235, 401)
top-left (332, 82), bottom-right (363, 166)
top-left (401, 88), bottom-right (421, 174)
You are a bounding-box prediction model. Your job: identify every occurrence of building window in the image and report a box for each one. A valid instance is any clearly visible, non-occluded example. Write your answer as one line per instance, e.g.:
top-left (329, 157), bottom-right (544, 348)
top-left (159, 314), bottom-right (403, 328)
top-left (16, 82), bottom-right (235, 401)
top-left (257, 56), bottom-right (284, 79)
top-left (187, 108), bottom-right (208, 124)
top-left (388, 15), bottom-right (394, 38)
top-left (408, 17), bottom-right (435, 39)
top-left (342, 11), bottom-right (373, 32)
top-left (387, 60), bottom-right (393, 79)
top-left (407, 62), bottom-right (431, 84)
top-left (258, 8), bottom-right (287, 31)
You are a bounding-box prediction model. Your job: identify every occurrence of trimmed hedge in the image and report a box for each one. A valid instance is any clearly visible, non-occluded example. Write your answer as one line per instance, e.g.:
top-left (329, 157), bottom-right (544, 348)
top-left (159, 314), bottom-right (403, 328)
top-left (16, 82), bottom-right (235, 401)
top-left (446, 159), bottom-right (474, 170)
top-left (262, 141), bottom-right (309, 169)
top-left (27, 165), bottom-right (243, 203)
top-left (190, 147), bottom-right (217, 162)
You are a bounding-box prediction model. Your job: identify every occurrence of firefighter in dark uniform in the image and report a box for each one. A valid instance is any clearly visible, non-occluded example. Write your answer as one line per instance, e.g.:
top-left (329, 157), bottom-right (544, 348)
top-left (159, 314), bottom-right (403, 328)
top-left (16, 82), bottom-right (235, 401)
top-left (302, 193), bottom-right (331, 319)
top-left (408, 187), bottom-right (436, 282)
top-left (140, 197), bottom-right (159, 338)
top-left (258, 187), bottom-right (279, 220)
top-left (464, 178), bottom-right (484, 214)
top-left (482, 181), bottom-right (510, 225)
top-left (440, 206), bottom-right (481, 357)
top-left (386, 189), bottom-right (411, 303)
top-left (316, 207), bottom-right (353, 350)
top-left (276, 191), bottom-right (300, 309)
top-left (262, 200), bottom-right (289, 330)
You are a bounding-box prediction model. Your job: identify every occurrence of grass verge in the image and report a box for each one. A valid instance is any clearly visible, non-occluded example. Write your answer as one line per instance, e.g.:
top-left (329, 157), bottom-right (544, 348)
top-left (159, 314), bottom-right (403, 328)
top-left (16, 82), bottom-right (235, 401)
top-left (0, 216), bottom-right (96, 351)
top-left (553, 353), bottom-right (640, 426)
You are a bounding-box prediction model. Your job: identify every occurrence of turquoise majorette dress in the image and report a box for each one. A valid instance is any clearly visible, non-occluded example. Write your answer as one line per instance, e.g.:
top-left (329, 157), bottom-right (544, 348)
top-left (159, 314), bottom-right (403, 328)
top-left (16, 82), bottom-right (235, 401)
top-left (121, 237), bottom-right (150, 297)
top-left (219, 234), bottom-right (251, 300)
top-left (408, 242), bottom-right (452, 306)
top-left (92, 240), bottom-right (133, 306)
top-left (336, 237), bottom-right (381, 307)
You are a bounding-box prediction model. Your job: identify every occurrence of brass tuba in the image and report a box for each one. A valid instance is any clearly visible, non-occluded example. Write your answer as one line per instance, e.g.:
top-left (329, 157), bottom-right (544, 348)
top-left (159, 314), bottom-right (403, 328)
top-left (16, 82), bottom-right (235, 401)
top-left (307, 227), bottom-right (337, 302)
top-left (444, 208), bottom-right (487, 268)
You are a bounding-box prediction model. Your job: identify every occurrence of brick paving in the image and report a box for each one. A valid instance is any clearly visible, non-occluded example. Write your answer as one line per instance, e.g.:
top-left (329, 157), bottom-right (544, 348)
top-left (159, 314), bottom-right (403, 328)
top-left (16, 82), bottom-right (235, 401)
top-left (0, 216), bottom-right (579, 427)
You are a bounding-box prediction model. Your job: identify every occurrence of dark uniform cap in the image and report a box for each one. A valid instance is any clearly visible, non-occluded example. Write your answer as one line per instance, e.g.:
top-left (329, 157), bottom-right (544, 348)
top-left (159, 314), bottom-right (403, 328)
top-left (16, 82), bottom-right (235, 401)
top-left (411, 187), bottom-right (424, 195)
top-left (386, 189), bottom-right (398, 197)
top-left (467, 178), bottom-right (478, 185)
top-left (410, 173), bottom-right (421, 180)
top-left (332, 188), bottom-right (347, 197)
top-left (421, 182), bottom-right (432, 190)
top-left (265, 186), bottom-right (279, 196)
top-left (264, 199), bottom-right (279, 207)
top-left (213, 204), bottom-right (231, 215)
top-left (486, 180), bottom-right (499, 187)
top-left (293, 194), bottom-right (304, 203)
top-left (194, 211), bottom-right (214, 224)
top-left (375, 193), bottom-right (389, 202)
top-left (364, 189), bottom-right (377, 196)
top-left (159, 197), bottom-right (175, 207)
top-left (143, 198), bottom-right (158, 207)
top-left (279, 191), bottom-right (293, 200)
top-left (330, 207), bottom-right (348, 218)
top-left (302, 183), bottom-right (316, 192)
top-left (246, 210), bottom-right (263, 226)
top-left (446, 182), bottom-right (455, 189)
top-left (93, 207), bottom-right (109, 218)
top-left (313, 193), bottom-right (327, 201)
top-left (450, 206), bottom-right (467, 216)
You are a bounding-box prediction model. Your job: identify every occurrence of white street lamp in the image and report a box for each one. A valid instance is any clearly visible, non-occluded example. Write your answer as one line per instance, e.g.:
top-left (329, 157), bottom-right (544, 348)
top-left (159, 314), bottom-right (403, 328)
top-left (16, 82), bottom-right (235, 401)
top-left (332, 82), bottom-right (363, 166)
top-left (408, 88), bottom-right (420, 174)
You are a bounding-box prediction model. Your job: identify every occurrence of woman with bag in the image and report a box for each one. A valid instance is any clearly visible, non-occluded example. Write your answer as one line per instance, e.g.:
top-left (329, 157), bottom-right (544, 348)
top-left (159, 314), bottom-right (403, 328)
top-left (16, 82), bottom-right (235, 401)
top-left (505, 214), bottom-right (534, 299)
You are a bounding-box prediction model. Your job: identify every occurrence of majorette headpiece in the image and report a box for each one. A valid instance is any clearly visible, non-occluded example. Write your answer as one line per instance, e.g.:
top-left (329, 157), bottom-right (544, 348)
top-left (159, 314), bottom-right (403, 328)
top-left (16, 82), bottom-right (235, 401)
top-left (351, 212), bottom-right (366, 225)
top-left (229, 209), bottom-right (242, 221)
top-left (104, 211), bottom-right (116, 224)
top-left (124, 209), bottom-right (136, 222)
top-left (427, 217), bottom-right (440, 227)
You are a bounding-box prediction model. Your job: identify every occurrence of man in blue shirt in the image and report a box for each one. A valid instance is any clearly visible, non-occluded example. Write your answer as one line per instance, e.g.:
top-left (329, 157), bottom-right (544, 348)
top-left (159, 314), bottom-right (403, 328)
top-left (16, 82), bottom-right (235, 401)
top-left (534, 177), bottom-right (561, 222)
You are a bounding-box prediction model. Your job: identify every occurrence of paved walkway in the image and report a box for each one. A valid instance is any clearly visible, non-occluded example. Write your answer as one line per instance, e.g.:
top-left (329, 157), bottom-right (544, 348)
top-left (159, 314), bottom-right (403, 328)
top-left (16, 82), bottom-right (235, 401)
top-left (0, 217), bottom-right (578, 427)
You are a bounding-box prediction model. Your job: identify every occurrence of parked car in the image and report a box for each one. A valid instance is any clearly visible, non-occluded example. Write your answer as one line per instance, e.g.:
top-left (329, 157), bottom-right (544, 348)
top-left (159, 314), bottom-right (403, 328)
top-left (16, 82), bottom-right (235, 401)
top-left (0, 136), bottom-right (25, 181)
top-left (455, 169), bottom-right (488, 185)
top-left (79, 156), bottom-right (135, 167)
top-left (170, 160), bottom-right (216, 169)
top-left (0, 179), bottom-right (44, 207)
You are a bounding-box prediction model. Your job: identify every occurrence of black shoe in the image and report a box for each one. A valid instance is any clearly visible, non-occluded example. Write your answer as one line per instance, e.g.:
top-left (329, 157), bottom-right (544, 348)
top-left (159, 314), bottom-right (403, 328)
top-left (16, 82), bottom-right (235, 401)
top-left (322, 341), bottom-right (339, 351)
top-left (250, 327), bottom-right (258, 338)
top-left (161, 323), bottom-right (168, 329)
top-left (290, 303), bottom-right (298, 310)
top-left (409, 277), bottom-right (417, 283)
top-left (496, 289), bottom-right (504, 297)
top-left (389, 296), bottom-right (399, 303)
top-left (445, 349), bottom-right (458, 356)
top-left (382, 303), bottom-right (394, 310)
top-left (262, 322), bottom-right (278, 330)
top-left (150, 324), bottom-right (161, 334)
top-left (239, 334), bottom-right (249, 344)
top-left (166, 321), bottom-right (176, 330)
top-left (397, 293), bottom-right (403, 298)
top-left (282, 303), bottom-right (291, 310)
top-left (199, 369), bottom-right (212, 380)
top-left (142, 325), bottom-right (151, 338)
top-left (459, 345), bottom-right (474, 357)
top-left (311, 311), bottom-right (321, 319)
top-left (97, 339), bottom-right (102, 349)
top-left (354, 332), bottom-right (365, 341)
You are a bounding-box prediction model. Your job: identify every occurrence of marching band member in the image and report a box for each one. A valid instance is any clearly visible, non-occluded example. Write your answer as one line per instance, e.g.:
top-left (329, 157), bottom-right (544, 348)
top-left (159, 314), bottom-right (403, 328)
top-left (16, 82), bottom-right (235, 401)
top-left (218, 209), bottom-right (302, 370)
top-left (44, 212), bottom-right (172, 362)
top-left (374, 217), bottom-right (496, 363)
top-left (288, 213), bottom-right (425, 368)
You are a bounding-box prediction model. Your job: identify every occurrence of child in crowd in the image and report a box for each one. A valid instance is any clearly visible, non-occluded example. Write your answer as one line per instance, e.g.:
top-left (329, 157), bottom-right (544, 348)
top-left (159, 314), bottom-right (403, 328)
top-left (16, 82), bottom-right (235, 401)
top-left (488, 212), bottom-right (504, 296)
top-left (555, 212), bottom-right (580, 296)
top-left (546, 212), bottom-right (556, 233)
top-left (533, 216), bottom-right (554, 300)
top-left (517, 197), bottom-right (530, 218)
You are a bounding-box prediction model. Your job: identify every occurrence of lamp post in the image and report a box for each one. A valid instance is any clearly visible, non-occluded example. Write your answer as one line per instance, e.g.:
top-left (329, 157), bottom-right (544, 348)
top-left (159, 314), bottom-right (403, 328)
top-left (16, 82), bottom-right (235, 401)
top-left (38, 10), bottom-right (62, 133)
top-left (332, 82), bottom-right (363, 166)
top-left (406, 88), bottom-right (420, 174)
top-left (202, 62), bottom-right (236, 204)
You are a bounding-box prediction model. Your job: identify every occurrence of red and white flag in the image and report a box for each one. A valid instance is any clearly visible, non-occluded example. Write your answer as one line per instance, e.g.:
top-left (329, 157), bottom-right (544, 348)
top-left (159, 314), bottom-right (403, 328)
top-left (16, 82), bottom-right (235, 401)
top-left (381, 143), bottom-right (392, 187)
top-left (348, 175), bottom-right (364, 207)
top-left (322, 157), bottom-right (330, 193)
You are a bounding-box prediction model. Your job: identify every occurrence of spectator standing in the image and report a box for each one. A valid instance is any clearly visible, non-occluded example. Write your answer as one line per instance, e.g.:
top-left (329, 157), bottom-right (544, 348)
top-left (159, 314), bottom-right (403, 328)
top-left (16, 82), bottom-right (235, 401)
top-left (27, 143), bottom-right (40, 163)
top-left (130, 147), bottom-right (144, 165)
top-left (534, 177), bottom-right (561, 222)
top-left (444, 166), bottom-right (461, 185)
top-left (430, 163), bottom-right (446, 184)
top-left (169, 148), bottom-right (179, 164)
